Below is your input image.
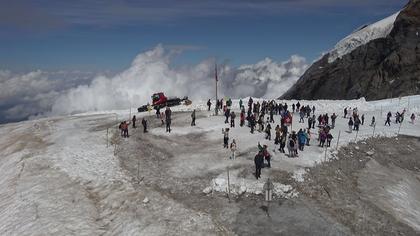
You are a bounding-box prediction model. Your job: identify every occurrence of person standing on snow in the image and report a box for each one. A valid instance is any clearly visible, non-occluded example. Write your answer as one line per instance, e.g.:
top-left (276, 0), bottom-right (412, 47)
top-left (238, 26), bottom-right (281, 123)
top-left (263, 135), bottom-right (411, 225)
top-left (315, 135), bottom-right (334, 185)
top-left (156, 107), bottom-right (161, 119)
top-left (331, 113), bottom-right (337, 129)
top-left (361, 114), bottom-right (365, 125)
top-left (279, 133), bottom-right (286, 153)
top-left (305, 129), bottom-right (311, 146)
top-left (250, 114), bottom-right (256, 134)
top-left (122, 121), bottom-right (129, 138)
top-left (222, 128), bottom-right (230, 149)
top-left (385, 112), bottom-right (392, 126)
top-left (119, 122), bottom-right (124, 137)
top-left (230, 111), bottom-right (236, 128)
top-left (160, 112), bottom-right (165, 126)
top-left (299, 109), bottom-right (305, 123)
top-left (263, 145), bottom-right (271, 168)
top-left (240, 110), bottom-right (245, 127)
top-left (326, 132), bottom-right (333, 147)
top-left (191, 109), bottom-right (196, 126)
top-left (142, 118), bottom-right (148, 133)
top-left (265, 123), bottom-right (272, 140)
top-left (344, 107), bottom-right (348, 118)
top-left (370, 116), bottom-right (376, 126)
top-left (275, 125), bottom-right (281, 144)
top-left (239, 99), bottom-right (243, 110)
top-left (312, 114), bottom-right (316, 129)
top-left (307, 116), bottom-right (313, 130)
top-left (312, 105), bottom-right (316, 115)
top-left (207, 99), bottom-right (212, 111)
top-left (132, 115), bottom-right (137, 128)
top-left (411, 113), bottom-right (416, 124)
top-left (348, 117), bottom-right (354, 132)
top-left (230, 139), bottom-right (237, 160)
top-left (354, 116), bottom-right (361, 131)
top-left (319, 129), bottom-right (327, 147)
top-left (165, 107), bottom-right (172, 133)
top-left (287, 136), bottom-right (295, 157)
top-left (224, 109), bottom-right (230, 124)
top-left (254, 151), bottom-right (263, 179)
top-left (270, 109), bottom-right (275, 123)
top-left (297, 129), bottom-right (306, 151)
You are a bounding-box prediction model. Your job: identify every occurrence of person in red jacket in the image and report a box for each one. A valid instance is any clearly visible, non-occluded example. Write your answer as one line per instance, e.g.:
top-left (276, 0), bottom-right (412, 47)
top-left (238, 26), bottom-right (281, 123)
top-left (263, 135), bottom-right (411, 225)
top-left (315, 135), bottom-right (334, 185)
top-left (240, 110), bottom-right (245, 127)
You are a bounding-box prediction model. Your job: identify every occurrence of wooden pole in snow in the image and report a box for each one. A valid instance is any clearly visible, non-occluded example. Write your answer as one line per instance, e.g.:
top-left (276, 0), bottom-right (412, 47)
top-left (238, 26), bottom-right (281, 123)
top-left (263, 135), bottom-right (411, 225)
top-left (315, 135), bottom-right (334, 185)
top-left (355, 129), bottom-right (359, 142)
top-left (336, 130), bottom-right (341, 150)
top-left (215, 63), bottom-right (219, 116)
top-left (324, 145), bottom-right (328, 162)
top-left (398, 120), bottom-right (403, 135)
top-left (372, 123), bottom-right (376, 137)
top-left (408, 97), bottom-right (411, 112)
top-left (137, 159), bottom-right (140, 184)
top-left (227, 167), bottom-right (231, 201)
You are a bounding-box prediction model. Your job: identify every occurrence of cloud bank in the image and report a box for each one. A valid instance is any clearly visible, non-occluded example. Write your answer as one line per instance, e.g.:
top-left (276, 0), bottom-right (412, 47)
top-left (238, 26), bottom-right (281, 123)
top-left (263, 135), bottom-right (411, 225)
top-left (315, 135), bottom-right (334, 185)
top-left (0, 45), bottom-right (308, 123)
top-left (0, 70), bottom-right (93, 123)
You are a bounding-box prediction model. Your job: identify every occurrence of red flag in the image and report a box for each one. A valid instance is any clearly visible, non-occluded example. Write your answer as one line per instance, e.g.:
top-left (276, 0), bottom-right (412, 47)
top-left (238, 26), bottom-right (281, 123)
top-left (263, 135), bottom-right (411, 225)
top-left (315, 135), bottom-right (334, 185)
top-left (215, 64), bottom-right (218, 82)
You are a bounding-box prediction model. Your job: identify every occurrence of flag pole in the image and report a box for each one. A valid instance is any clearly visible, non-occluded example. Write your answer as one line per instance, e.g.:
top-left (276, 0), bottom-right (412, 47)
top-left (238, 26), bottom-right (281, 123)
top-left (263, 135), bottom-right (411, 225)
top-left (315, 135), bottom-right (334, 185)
top-left (215, 63), bottom-right (219, 115)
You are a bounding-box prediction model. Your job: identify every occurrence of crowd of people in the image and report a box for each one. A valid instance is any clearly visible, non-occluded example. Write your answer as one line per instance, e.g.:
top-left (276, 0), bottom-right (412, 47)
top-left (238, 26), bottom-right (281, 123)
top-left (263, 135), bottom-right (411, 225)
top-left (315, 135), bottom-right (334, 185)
top-left (118, 97), bottom-right (417, 180)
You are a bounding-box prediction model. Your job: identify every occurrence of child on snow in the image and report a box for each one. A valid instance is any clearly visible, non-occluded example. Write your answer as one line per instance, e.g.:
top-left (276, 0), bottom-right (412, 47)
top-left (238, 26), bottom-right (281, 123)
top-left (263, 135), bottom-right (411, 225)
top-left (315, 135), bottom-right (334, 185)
top-left (326, 133), bottom-right (333, 147)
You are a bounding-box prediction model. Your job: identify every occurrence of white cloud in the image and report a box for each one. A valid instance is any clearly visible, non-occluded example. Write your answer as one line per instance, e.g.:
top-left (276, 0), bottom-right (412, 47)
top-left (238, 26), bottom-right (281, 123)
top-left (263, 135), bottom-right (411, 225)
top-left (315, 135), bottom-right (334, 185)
top-left (0, 45), bottom-right (308, 123)
top-left (0, 69), bottom-right (93, 122)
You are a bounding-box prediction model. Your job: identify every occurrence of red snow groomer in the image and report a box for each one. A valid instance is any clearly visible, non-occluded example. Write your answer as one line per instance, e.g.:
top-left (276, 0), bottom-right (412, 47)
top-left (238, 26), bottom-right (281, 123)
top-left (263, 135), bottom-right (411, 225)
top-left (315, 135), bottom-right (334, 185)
top-left (137, 92), bottom-right (191, 112)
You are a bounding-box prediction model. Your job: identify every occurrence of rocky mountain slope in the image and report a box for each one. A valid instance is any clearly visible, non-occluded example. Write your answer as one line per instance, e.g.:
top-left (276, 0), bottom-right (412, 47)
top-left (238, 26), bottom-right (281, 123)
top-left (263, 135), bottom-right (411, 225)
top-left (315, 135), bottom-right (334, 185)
top-left (281, 0), bottom-right (420, 101)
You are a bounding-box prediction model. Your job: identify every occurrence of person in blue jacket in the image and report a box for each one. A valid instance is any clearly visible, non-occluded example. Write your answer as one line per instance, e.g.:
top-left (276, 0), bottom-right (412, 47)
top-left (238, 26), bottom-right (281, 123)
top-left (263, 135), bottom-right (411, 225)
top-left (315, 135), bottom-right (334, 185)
top-left (297, 129), bottom-right (307, 151)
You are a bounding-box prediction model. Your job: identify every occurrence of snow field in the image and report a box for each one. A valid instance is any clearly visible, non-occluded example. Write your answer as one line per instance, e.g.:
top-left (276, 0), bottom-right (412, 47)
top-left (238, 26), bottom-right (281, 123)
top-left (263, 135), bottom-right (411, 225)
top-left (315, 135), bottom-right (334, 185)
top-left (1, 95), bottom-right (420, 234)
top-left (149, 95), bottom-right (420, 198)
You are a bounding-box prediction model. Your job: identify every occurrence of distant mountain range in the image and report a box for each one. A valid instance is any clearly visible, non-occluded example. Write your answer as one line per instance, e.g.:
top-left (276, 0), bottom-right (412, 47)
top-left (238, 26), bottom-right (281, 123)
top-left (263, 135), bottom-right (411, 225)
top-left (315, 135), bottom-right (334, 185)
top-left (281, 0), bottom-right (420, 101)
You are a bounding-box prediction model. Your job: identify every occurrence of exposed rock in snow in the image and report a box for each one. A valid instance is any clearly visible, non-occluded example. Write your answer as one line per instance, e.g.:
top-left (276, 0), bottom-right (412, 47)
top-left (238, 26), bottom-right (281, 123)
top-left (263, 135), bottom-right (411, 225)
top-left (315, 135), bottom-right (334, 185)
top-left (209, 174), bottom-right (298, 199)
top-left (202, 187), bottom-right (212, 194)
top-left (292, 169), bottom-right (307, 182)
top-left (366, 151), bottom-right (375, 156)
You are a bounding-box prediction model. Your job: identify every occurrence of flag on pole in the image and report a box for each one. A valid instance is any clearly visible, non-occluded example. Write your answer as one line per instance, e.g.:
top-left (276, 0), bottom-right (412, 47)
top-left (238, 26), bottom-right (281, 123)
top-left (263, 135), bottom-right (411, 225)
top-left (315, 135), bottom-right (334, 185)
top-left (215, 63), bottom-right (218, 82)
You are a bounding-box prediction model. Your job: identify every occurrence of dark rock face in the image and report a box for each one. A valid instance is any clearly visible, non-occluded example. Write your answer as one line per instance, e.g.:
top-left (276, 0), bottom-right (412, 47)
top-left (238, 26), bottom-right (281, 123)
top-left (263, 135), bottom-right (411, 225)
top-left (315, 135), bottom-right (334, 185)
top-left (281, 0), bottom-right (420, 101)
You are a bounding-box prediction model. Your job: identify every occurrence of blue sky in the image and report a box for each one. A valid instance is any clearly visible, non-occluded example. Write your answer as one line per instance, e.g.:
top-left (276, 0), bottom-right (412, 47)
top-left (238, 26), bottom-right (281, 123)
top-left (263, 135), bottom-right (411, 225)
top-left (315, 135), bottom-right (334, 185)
top-left (0, 0), bottom-right (408, 72)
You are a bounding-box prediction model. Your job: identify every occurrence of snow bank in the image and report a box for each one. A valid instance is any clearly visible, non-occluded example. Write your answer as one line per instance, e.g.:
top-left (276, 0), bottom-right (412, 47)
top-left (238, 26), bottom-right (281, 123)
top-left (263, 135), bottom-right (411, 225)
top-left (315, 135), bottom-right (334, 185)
top-left (206, 170), bottom-right (298, 199)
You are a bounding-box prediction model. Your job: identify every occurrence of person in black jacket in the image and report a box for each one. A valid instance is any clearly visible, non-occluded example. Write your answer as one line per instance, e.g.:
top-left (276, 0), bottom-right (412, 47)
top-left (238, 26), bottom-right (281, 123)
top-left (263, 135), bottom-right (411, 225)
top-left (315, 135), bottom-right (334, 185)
top-left (132, 115), bottom-right (137, 128)
top-left (254, 152), bottom-right (264, 179)
top-left (165, 107), bottom-right (172, 133)
top-left (230, 111), bottom-right (236, 128)
top-left (191, 110), bottom-right (196, 126)
top-left (142, 118), bottom-right (147, 133)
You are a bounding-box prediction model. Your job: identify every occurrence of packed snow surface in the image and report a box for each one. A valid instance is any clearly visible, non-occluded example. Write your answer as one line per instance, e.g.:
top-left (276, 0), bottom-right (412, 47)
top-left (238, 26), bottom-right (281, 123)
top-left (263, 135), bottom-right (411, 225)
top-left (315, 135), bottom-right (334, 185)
top-left (328, 11), bottom-right (400, 63)
top-left (1, 95), bottom-right (420, 234)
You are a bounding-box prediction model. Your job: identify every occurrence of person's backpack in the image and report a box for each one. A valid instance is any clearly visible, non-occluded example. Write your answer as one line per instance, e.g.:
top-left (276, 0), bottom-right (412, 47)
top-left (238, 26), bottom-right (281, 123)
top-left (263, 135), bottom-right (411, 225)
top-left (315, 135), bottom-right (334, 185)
top-left (289, 140), bottom-right (294, 148)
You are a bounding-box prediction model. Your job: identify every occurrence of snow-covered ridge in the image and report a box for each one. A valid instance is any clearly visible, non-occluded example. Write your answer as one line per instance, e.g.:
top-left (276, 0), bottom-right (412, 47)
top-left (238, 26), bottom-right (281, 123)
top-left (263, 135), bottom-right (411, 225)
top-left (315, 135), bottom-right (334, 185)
top-left (328, 11), bottom-right (400, 63)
